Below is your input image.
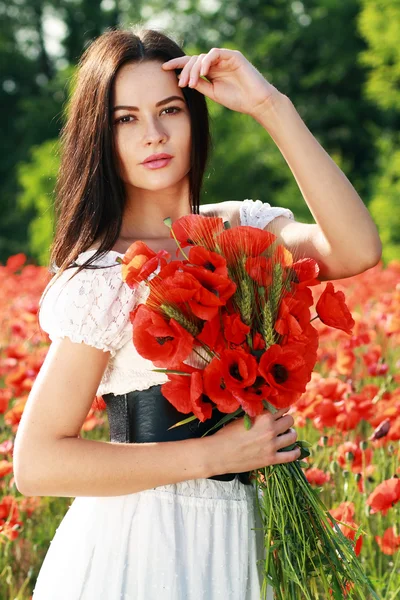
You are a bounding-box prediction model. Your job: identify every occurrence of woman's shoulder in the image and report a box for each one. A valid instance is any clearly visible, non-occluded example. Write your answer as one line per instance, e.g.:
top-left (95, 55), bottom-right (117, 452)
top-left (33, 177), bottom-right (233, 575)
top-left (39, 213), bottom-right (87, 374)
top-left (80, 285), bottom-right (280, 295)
top-left (38, 252), bottom-right (140, 357)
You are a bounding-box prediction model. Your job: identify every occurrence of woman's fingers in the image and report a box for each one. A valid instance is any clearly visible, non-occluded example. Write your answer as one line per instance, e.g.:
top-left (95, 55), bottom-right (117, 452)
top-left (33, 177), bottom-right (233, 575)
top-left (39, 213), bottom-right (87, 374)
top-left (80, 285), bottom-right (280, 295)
top-left (177, 55), bottom-right (198, 87)
top-left (271, 406), bottom-right (291, 419)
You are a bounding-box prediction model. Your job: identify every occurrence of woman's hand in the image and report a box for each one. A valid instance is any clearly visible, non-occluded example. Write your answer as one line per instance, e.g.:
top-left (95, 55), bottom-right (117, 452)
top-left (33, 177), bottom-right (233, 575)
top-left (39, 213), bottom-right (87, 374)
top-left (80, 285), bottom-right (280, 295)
top-left (204, 406), bottom-right (301, 477)
top-left (162, 48), bottom-right (284, 120)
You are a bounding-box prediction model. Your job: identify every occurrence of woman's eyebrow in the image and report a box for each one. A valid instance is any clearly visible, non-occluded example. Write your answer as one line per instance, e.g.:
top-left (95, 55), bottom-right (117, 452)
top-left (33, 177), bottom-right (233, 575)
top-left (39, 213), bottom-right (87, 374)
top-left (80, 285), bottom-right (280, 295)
top-left (112, 96), bottom-right (186, 112)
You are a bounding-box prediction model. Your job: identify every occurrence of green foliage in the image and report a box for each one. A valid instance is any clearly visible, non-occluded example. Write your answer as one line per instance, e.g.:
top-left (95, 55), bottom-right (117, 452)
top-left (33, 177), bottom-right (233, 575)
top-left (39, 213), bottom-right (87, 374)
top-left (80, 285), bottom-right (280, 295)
top-left (368, 133), bottom-right (400, 263)
top-left (357, 0), bottom-right (400, 112)
top-left (1, 0), bottom-right (399, 265)
top-left (16, 139), bottom-right (60, 266)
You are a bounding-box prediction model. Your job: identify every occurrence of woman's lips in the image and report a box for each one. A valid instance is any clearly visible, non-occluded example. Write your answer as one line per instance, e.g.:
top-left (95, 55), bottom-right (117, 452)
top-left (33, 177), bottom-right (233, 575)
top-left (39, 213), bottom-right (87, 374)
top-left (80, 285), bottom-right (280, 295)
top-left (141, 157), bottom-right (173, 169)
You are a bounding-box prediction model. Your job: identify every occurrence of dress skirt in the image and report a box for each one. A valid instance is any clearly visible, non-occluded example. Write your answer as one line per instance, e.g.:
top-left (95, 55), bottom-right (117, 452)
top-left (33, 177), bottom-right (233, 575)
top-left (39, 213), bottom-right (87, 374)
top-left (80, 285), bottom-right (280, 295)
top-left (32, 476), bottom-right (273, 600)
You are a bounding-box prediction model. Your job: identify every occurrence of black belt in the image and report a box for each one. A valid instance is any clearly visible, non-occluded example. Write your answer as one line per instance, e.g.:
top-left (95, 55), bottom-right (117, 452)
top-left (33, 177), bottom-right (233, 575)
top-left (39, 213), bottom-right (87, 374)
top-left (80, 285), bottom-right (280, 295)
top-left (102, 384), bottom-right (252, 485)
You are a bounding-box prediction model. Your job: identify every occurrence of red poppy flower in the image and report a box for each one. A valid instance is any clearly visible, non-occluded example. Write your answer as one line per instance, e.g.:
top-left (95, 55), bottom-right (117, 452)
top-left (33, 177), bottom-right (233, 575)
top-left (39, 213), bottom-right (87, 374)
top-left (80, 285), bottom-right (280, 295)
top-left (202, 357), bottom-right (242, 413)
top-left (330, 501), bottom-right (355, 522)
top-left (187, 245), bottom-right (229, 278)
top-left (216, 226), bottom-right (277, 265)
top-left (275, 295), bottom-right (311, 338)
top-left (130, 304), bottom-right (194, 368)
top-left (181, 264), bottom-right (237, 319)
top-left (366, 478), bottom-right (400, 516)
top-left (273, 244), bottom-right (294, 268)
top-left (316, 282), bottom-right (355, 335)
top-left (157, 268), bottom-right (235, 321)
top-left (329, 502), bottom-right (363, 556)
top-left (215, 348), bottom-right (259, 398)
top-left (222, 313), bottom-right (250, 345)
top-left (291, 257), bottom-right (320, 288)
top-left (170, 214), bottom-right (225, 252)
top-left (258, 344), bottom-right (312, 408)
top-left (196, 313), bottom-right (225, 353)
top-left (375, 526), bottom-right (400, 555)
top-left (161, 365), bottom-right (213, 422)
top-left (336, 441), bottom-right (373, 474)
top-left (253, 332), bottom-right (266, 350)
top-left (121, 241), bottom-right (170, 289)
top-left (230, 381), bottom-right (269, 417)
top-left (245, 256), bottom-right (273, 287)
top-left (305, 467), bottom-right (331, 486)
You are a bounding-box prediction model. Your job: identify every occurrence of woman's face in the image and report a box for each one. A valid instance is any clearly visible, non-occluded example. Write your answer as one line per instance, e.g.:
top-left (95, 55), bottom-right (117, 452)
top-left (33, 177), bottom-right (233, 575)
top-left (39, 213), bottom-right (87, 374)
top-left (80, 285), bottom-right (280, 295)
top-left (111, 60), bottom-right (191, 194)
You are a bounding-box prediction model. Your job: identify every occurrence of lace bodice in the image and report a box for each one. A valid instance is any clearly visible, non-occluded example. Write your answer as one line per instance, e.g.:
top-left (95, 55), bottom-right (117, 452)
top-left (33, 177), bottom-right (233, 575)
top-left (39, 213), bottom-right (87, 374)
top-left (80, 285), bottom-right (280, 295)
top-left (38, 199), bottom-right (294, 396)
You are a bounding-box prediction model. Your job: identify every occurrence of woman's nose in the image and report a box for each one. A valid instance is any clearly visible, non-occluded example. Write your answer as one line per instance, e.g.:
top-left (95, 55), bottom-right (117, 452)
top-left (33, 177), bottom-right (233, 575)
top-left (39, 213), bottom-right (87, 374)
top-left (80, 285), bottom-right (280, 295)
top-left (143, 118), bottom-right (167, 143)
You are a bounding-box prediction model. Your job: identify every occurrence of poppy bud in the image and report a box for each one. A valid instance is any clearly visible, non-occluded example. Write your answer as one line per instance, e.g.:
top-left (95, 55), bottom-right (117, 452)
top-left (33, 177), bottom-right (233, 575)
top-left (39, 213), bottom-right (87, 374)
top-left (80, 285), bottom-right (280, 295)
top-left (369, 419), bottom-right (391, 441)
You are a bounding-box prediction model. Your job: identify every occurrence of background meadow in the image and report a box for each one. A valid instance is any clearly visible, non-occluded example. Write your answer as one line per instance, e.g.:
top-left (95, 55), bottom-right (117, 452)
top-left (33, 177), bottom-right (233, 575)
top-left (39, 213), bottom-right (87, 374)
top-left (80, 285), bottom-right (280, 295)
top-left (1, 0), bottom-right (399, 598)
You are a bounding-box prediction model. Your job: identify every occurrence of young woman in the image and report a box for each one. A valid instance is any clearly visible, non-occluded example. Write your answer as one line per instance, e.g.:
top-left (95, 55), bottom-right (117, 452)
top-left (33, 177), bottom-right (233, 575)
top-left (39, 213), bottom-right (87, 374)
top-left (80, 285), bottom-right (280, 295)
top-left (13, 25), bottom-right (382, 600)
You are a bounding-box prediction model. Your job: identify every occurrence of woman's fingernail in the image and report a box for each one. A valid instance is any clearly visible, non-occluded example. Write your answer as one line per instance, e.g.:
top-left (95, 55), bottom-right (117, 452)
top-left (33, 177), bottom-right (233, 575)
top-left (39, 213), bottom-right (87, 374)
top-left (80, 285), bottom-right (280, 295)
top-left (189, 78), bottom-right (195, 87)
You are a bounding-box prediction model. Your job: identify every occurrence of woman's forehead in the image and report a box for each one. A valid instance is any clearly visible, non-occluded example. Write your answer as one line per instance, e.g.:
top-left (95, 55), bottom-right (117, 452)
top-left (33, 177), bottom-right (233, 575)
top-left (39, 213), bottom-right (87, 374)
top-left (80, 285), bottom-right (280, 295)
top-left (113, 61), bottom-right (179, 99)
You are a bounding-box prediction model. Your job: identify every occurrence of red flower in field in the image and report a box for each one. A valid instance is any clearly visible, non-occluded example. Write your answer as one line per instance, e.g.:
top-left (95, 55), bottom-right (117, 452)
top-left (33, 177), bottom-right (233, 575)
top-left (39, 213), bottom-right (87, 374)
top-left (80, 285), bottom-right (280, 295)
top-left (335, 344), bottom-right (356, 376)
top-left (367, 478), bottom-right (400, 516)
top-left (375, 526), bottom-right (400, 555)
top-left (0, 460), bottom-right (13, 478)
top-left (121, 241), bottom-right (170, 289)
top-left (330, 501), bottom-right (355, 522)
top-left (170, 214), bottom-right (225, 251)
top-left (0, 495), bottom-right (19, 522)
top-left (222, 313), bottom-right (250, 344)
top-left (316, 282), bottom-right (355, 335)
top-left (336, 441), bottom-right (373, 474)
top-left (130, 304), bottom-right (194, 368)
top-left (329, 501), bottom-right (363, 556)
top-left (161, 365), bottom-right (213, 422)
top-left (305, 467), bottom-right (331, 486)
top-left (258, 344), bottom-right (312, 408)
top-left (6, 253), bottom-right (27, 273)
top-left (19, 496), bottom-right (41, 518)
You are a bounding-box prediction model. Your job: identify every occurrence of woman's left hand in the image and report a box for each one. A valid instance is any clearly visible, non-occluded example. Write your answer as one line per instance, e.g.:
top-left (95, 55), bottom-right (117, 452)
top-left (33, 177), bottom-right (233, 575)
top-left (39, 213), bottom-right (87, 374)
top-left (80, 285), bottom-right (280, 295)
top-left (162, 48), bottom-right (283, 119)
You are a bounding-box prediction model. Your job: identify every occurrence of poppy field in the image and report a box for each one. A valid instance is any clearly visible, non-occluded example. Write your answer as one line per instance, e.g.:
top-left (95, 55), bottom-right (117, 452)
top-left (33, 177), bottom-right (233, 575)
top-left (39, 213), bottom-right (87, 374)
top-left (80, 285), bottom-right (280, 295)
top-left (0, 253), bottom-right (399, 599)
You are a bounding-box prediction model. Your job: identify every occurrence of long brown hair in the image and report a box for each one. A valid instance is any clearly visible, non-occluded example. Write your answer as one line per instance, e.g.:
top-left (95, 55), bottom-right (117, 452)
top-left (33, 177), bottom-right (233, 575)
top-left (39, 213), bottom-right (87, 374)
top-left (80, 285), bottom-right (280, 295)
top-left (41, 24), bottom-right (212, 303)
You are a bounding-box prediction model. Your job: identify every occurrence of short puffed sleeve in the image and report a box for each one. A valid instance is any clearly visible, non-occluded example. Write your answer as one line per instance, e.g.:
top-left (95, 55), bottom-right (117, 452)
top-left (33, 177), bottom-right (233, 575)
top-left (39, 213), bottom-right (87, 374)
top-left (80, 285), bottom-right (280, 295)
top-left (38, 265), bottom-right (138, 358)
top-left (240, 198), bottom-right (295, 229)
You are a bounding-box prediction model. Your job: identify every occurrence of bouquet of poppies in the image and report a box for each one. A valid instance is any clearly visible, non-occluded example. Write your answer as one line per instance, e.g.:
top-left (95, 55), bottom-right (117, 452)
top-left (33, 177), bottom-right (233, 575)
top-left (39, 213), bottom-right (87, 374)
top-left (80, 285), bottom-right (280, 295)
top-left (117, 213), bottom-right (378, 600)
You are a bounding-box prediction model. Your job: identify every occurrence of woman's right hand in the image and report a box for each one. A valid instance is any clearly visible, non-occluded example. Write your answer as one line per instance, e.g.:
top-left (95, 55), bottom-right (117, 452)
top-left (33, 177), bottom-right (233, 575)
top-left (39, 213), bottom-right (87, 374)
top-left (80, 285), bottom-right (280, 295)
top-left (207, 407), bottom-right (301, 476)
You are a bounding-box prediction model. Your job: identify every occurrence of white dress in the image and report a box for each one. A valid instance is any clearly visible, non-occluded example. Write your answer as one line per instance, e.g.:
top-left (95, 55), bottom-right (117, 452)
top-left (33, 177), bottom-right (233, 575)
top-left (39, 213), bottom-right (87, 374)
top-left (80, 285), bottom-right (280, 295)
top-left (32, 199), bottom-right (295, 600)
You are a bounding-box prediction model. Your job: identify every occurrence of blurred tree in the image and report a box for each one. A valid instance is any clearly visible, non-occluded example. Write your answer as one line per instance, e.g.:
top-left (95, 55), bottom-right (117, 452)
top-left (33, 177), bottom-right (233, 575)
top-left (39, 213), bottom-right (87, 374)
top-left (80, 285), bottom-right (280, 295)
top-left (357, 0), bottom-right (400, 262)
top-left (0, 0), bottom-right (126, 264)
top-left (16, 138), bottom-right (59, 266)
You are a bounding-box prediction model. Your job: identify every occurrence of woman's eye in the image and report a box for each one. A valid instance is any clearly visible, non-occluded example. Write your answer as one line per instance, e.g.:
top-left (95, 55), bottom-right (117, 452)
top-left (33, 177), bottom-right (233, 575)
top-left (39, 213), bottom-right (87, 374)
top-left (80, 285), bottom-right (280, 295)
top-left (115, 106), bottom-right (181, 125)
top-left (163, 106), bottom-right (181, 115)
top-left (116, 115), bottom-right (134, 124)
